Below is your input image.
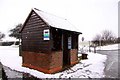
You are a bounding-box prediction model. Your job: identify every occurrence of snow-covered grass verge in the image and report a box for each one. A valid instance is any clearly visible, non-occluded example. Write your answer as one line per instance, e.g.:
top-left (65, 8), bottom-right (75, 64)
top-left (0, 46), bottom-right (107, 78)
top-left (79, 44), bottom-right (120, 51)
top-left (96, 44), bottom-right (119, 50)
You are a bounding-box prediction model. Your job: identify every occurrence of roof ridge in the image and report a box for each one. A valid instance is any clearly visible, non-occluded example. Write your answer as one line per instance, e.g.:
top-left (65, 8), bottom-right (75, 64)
top-left (32, 8), bottom-right (81, 33)
top-left (33, 8), bottom-right (67, 21)
top-left (33, 8), bottom-right (41, 11)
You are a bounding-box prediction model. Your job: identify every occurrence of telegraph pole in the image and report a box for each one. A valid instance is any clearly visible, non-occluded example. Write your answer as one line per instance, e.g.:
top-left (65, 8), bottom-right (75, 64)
top-left (89, 41), bottom-right (91, 52)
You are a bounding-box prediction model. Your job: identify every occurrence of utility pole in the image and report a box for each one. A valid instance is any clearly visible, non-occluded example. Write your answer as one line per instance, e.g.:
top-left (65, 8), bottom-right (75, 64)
top-left (99, 40), bottom-right (101, 50)
top-left (89, 41), bottom-right (91, 52)
top-left (94, 44), bottom-right (96, 53)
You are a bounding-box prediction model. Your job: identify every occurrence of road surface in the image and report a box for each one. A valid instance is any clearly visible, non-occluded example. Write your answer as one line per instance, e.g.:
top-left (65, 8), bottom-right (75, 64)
top-left (0, 62), bottom-right (2, 79)
top-left (97, 49), bottom-right (120, 78)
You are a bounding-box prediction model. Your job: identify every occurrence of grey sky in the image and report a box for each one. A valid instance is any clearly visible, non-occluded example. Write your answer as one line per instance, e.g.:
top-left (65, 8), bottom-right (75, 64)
top-left (0, 0), bottom-right (118, 41)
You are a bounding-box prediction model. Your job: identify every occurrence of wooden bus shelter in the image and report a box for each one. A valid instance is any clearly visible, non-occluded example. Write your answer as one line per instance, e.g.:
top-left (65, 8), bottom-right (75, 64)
top-left (19, 8), bottom-right (82, 74)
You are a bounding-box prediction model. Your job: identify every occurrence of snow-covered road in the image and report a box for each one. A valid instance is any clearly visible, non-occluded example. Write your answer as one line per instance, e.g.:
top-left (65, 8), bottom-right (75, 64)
top-left (0, 46), bottom-right (107, 78)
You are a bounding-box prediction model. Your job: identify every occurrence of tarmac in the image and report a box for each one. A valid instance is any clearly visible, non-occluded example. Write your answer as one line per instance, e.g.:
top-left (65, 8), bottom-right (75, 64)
top-left (0, 62), bottom-right (2, 79)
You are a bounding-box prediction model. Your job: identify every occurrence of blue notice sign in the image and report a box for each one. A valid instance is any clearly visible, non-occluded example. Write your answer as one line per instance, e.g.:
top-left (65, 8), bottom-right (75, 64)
top-left (43, 29), bottom-right (50, 40)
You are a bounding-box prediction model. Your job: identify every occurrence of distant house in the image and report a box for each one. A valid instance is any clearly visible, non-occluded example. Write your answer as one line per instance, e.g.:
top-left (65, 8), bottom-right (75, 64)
top-left (20, 8), bottom-right (82, 74)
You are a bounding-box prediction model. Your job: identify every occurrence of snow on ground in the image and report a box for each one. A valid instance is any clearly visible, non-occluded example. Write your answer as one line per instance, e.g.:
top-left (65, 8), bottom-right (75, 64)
top-left (79, 44), bottom-right (120, 52)
top-left (96, 44), bottom-right (119, 50)
top-left (1, 36), bottom-right (19, 42)
top-left (0, 46), bottom-right (107, 78)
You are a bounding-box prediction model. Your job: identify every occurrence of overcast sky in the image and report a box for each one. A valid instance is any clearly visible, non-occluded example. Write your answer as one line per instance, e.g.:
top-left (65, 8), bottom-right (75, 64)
top-left (0, 0), bottom-right (119, 41)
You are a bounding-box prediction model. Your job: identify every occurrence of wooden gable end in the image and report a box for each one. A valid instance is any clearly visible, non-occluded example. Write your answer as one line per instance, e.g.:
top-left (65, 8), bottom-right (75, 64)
top-left (21, 10), bottom-right (51, 53)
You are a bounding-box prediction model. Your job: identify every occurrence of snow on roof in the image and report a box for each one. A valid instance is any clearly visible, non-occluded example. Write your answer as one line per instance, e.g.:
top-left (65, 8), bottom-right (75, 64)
top-left (33, 8), bottom-right (81, 33)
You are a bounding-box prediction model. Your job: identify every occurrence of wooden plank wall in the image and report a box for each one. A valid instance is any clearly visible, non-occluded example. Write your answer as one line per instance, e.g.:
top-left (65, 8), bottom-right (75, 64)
top-left (21, 11), bottom-right (51, 53)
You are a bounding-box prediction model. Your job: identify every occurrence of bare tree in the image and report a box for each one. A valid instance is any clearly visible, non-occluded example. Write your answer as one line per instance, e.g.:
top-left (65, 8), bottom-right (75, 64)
top-left (92, 34), bottom-right (102, 46)
top-left (92, 30), bottom-right (116, 46)
top-left (101, 30), bottom-right (116, 41)
top-left (93, 34), bottom-right (101, 41)
top-left (9, 23), bottom-right (22, 39)
top-left (0, 32), bottom-right (5, 40)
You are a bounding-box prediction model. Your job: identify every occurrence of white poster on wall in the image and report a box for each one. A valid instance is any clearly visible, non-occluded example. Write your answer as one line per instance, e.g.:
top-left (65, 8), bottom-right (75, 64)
top-left (68, 36), bottom-right (72, 49)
